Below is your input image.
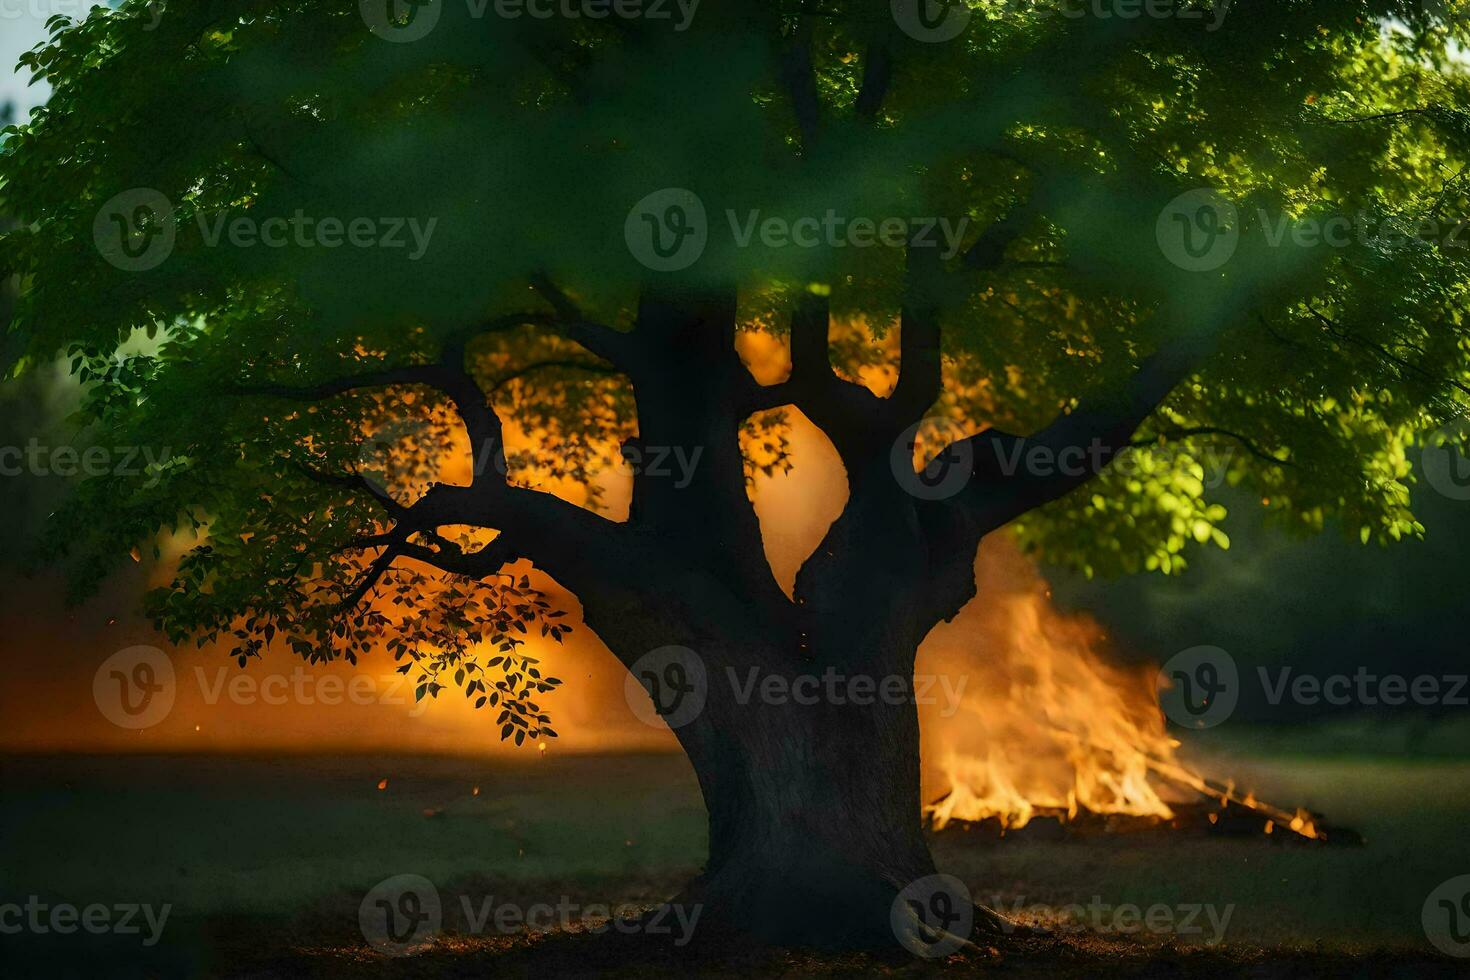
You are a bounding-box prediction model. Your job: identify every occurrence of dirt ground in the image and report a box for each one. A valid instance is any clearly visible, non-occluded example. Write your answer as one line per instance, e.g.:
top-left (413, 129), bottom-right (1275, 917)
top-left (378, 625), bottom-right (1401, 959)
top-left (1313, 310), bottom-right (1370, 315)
top-left (3, 749), bottom-right (1468, 977)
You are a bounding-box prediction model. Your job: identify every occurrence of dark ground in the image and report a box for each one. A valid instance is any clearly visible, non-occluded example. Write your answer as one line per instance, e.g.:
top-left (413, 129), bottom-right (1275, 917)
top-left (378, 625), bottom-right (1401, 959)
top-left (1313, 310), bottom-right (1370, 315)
top-left (2, 744), bottom-right (1468, 977)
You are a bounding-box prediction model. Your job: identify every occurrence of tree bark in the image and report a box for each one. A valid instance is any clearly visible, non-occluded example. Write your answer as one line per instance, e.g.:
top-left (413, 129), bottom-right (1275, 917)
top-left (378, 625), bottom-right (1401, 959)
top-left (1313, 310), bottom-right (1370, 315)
top-left (652, 635), bottom-right (940, 949)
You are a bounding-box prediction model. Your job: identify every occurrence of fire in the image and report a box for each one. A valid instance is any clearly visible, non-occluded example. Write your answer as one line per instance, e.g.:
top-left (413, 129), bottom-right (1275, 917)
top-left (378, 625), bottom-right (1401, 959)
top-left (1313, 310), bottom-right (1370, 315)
top-left (920, 536), bottom-right (1183, 830)
top-left (2, 329), bottom-right (1332, 847)
top-left (919, 536), bottom-right (1324, 841)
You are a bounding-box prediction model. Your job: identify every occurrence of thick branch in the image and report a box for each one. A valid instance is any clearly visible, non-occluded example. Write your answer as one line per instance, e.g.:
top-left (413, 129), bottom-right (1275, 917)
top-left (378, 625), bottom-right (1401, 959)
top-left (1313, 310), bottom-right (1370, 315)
top-left (622, 286), bottom-right (796, 619)
top-left (962, 198), bottom-right (1040, 272)
top-left (253, 362), bottom-right (632, 609)
top-left (854, 34), bottom-right (893, 121)
top-left (396, 531), bottom-right (518, 579)
top-left (750, 292), bottom-right (887, 468)
top-left (485, 358), bottom-right (621, 397)
top-left (958, 329), bottom-right (1219, 532)
top-left (779, 24), bottom-right (821, 151)
top-left (524, 276), bottom-right (640, 369)
top-left (888, 247), bottom-right (943, 425)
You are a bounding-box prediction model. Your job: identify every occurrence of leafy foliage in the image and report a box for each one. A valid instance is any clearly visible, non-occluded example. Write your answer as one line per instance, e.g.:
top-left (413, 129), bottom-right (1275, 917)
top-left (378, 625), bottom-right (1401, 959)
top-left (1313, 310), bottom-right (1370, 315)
top-left (2, 0), bottom-right (1469, 739)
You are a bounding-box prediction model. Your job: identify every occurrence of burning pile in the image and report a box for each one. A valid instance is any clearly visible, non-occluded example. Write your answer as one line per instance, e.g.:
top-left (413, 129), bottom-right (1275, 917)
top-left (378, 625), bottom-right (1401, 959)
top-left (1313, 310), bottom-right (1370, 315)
top-left (918, 537), bottom-right (1343, 844)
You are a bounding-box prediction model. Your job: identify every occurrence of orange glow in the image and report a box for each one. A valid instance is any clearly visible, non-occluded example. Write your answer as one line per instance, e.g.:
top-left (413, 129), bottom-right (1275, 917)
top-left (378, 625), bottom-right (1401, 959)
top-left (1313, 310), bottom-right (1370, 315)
top-left (919, 536), bottom-right (1321, 840)
top-left (920, 536), bottom-right (1184, 830)
top-left (1, 327), bottom-right (1315, 841)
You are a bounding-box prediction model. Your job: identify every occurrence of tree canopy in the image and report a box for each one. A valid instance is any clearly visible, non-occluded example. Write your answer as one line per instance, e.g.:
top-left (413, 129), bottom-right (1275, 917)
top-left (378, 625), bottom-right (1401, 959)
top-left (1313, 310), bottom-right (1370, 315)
top-left (3, 0), bottom-right (1469, 740)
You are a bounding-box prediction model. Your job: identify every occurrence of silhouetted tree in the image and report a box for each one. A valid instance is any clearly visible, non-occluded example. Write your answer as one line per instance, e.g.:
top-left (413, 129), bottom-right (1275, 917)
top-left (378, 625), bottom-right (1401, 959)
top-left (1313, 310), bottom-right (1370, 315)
top-left (3, 0), bottom-right (1469, 949)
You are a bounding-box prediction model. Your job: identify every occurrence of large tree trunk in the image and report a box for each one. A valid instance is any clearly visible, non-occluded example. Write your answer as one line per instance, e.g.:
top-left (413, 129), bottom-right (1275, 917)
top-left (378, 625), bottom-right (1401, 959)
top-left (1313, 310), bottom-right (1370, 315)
top-left (555, 286), bottom-right (995, 952)
top-left (651, 636), bottom-right (945, 950)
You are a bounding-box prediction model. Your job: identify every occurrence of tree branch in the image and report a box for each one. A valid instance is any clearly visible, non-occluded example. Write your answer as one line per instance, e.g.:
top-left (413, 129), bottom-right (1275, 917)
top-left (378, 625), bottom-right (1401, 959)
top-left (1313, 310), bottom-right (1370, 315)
top-left (888, 246), bottom-right (943, 425)
top-left (294, 462), bottom-right (406, 516)
top-left (526, 273), bottom-right (641, 369)
top-left (962, 198), bottom-right (1039, 272)
top-left (1131, 425), bottom-right (1294, 468)
top-left (485, 358), bottom-right (621, 397)
top-left (854, 33), bottom-right (893, 120)
top-left (957, 329), bottom-right (1220, 532)
top-left (750, 291), bottom-right (886, 467)
top-left (779, 23), bottom-right (821, 151)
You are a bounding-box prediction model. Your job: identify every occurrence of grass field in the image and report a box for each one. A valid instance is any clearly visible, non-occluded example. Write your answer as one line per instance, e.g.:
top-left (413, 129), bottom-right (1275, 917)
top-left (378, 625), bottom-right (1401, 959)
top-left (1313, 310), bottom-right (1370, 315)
top-left (2, 745), bottom-right (1469, 976)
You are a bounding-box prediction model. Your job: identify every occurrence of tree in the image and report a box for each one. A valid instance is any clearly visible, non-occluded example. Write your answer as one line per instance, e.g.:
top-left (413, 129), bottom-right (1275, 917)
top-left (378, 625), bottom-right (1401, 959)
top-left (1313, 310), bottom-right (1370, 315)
top-left (3, 0), bottom-right (1469, 951)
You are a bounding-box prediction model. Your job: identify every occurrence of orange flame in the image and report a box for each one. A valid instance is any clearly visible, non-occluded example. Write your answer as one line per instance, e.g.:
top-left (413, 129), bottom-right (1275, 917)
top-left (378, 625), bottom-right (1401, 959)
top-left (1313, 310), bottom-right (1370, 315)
top-left (919, 536), bottom-right (1321, 840)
